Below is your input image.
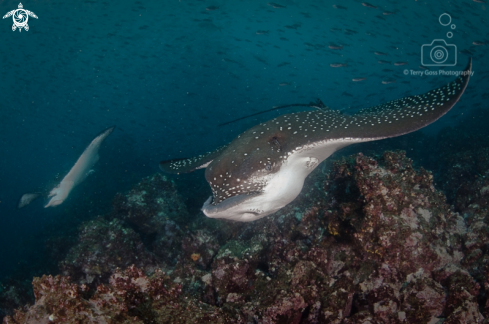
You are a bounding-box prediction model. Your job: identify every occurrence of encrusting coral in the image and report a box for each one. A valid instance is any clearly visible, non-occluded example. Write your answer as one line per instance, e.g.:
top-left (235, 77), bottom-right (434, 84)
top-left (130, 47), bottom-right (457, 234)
top-left (4, 151), bottom-right (489, 323)
top-left (59, 217), bottom-right (157, 287)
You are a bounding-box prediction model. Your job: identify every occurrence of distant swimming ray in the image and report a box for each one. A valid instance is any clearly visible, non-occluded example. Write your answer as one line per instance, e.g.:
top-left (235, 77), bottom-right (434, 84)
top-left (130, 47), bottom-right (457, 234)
top-left (44, 126), bottom-right (115, 208)
top-left (18, 126), bottom-right (115, 209)
top-left (160, 59), bottom-right (472, 222)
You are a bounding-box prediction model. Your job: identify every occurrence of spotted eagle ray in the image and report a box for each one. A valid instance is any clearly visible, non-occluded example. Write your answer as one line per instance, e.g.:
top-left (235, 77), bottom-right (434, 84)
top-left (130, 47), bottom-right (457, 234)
top-left (160, 59), bottom-right (472, 222)
top-left (18, 126), bottom-right (115, 209)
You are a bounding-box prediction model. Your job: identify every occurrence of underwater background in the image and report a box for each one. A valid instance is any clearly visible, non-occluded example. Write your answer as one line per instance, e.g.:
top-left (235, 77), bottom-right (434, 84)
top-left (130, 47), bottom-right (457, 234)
top-left (0, 0), bottom-right (488, 322)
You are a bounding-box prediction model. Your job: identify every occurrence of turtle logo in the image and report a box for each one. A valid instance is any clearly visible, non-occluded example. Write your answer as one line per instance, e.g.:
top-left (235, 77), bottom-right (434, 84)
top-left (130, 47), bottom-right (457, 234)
top-left (3, 3), bottom-right (38, 32)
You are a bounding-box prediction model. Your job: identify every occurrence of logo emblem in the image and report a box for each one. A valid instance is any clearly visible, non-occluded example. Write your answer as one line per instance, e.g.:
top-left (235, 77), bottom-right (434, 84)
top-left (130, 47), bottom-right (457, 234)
top-left (3, 3), bottom-right (38, 32)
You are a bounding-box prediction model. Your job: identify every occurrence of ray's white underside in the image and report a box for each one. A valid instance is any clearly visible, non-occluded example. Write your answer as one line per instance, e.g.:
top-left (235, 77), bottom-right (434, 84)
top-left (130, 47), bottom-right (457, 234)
top-left (203, 137), bottom-right (376, 221)
top-left (44, 127), bottom-right (113, 208)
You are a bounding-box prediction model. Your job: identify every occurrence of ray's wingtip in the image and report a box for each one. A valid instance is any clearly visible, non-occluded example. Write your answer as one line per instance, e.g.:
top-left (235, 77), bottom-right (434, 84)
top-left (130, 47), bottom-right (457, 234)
top-left (93, 125), bottom-right (116, 138)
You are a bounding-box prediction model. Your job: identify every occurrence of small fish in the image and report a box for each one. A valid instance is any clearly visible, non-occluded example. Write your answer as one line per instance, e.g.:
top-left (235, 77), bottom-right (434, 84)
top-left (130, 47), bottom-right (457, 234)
top-left (279, 82), bottom-right (291, 86)
top-left (330, 63), bottom-right (347, 67)
top-left (378, 60), bottom-right (391, 64)
top-left (256, 30), bottom-right (269, 35)
top-left (394, 62), bottom-right (408, 66)
top-left (382, 80), bottom-right (396, 84)
top-left (285, 24), bottom-right (301, 30)
top-left (352, 77), bottom-right (367, 82)
top-left (374, 51), bottom-right (387, 56)
top-left (222, 58), bottom-right (241, 65)
top-left (333, 4), bottom-right (347, 9)
top-left (419, 65), bottom-right (429, 70)
top-left (362, 2), bottom-right (377, 9)
top-left (472, 41), bottom-right (486, 46)
top-left (383, 11), bottom-right (395, 15)
top-left (253, 55), bottom-right (268, 65)
top-left (473, 0), bottom-right (486, 3)
top-left (268, 2), bottom-right (286, 8)
top-left (206, 6), bottom-right (219, 11)
top-left (328, 44), bottom-right (343, 50)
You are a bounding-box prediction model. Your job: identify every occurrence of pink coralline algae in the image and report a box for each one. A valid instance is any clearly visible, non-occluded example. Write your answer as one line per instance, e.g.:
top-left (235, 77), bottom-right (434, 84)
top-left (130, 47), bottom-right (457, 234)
top-left (181, 229), bottom-right (220, 269)
top-left (111, 173), bottom-right (188, 265)
top-left (60, 217), bottom-right (157, 287)
top-left (3, 266), bottom-right (228, 324)
top-left (4, 151), bottom-right (489, 323)
top-left (112, 173), bottom-right (189, 235)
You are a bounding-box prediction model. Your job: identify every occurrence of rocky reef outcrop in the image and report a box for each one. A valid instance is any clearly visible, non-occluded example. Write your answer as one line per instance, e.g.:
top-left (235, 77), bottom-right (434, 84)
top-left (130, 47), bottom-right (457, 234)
top-left (4, 151), bottom-right (489, 323)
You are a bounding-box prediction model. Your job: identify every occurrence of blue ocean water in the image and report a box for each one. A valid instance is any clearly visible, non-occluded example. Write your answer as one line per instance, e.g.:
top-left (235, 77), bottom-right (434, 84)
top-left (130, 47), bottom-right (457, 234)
top-left (0, 0), bottom-right (486, 284)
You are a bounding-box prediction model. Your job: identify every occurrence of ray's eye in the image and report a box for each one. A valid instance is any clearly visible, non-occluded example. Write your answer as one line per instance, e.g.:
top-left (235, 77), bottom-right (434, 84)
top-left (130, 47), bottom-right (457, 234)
top-left (265, 162), bottom-right (272, 171)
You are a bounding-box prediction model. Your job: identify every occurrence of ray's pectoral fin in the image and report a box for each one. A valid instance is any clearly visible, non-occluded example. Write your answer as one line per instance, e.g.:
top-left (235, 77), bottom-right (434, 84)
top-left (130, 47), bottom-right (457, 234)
top-left (159, 145), bottom-right (228, 174)
top-left (353, 58), bottom-right (472, 140)
top-left (45, 180), bottom-right (75, 208)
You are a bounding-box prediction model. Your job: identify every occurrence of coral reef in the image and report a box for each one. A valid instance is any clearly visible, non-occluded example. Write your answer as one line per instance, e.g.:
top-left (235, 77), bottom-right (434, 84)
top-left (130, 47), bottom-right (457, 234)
top-left (112, 173), bottom-right (189, 234)
top-left (427, 107), bottom-right (489, 204)
top-left (447, 161), bottom-right (489, 320)
top-left (2, 266), bottom-right (215, 324)
top-left (0, 280), bottom-right (31, 320)
top-left (111, 173), bottom-right (188, 265)
top-left (4, 151), bottom-right (489, 323)
top-left (60, 217), bottom-right (157, 287)
top-left (181, 229), bottom-right (220, 269)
